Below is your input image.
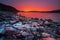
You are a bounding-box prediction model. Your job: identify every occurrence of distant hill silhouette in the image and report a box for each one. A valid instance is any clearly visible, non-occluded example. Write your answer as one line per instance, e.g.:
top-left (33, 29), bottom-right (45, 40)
top-left (40, 10), bottom-right (60, 13)
top-left (0, 3), bottom-right (19, 12)
top-left (20, 10), bottom-right (60, 13)
top-left (49, 10), bottom-right (60, 13)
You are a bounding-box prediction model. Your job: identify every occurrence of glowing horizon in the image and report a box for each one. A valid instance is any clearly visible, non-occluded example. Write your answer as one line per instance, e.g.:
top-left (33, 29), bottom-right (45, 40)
top-left (16, 5), bottom-right (60, 11)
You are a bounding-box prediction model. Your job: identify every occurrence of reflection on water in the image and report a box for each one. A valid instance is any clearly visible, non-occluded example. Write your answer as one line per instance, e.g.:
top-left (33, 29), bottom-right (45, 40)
top-left (19, 12), bottom-right (60, 22)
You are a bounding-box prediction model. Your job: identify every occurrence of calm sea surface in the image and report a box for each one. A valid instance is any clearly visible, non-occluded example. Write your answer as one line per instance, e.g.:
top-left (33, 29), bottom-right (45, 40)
top-left (19, 12), bottom-right (60, 22)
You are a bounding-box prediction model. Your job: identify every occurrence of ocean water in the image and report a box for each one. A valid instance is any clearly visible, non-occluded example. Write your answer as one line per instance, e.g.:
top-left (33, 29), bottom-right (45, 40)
top-left (19, 12), bottom-right (60, 22)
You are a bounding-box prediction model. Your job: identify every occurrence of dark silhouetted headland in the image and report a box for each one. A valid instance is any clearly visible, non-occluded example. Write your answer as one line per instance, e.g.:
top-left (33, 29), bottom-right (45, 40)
top-left (0, 3), bottom-right (19, 12)
top-left (0, 3), bottom-right (19, 21)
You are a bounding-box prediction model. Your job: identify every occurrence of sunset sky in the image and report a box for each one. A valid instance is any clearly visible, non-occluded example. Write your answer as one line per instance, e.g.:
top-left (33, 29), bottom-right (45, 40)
top-left (0, 0), bottom-right (60, 11)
